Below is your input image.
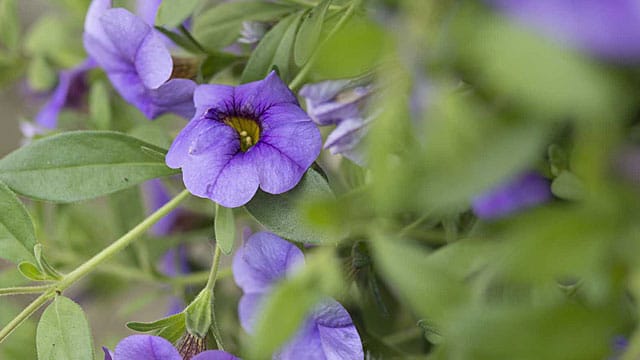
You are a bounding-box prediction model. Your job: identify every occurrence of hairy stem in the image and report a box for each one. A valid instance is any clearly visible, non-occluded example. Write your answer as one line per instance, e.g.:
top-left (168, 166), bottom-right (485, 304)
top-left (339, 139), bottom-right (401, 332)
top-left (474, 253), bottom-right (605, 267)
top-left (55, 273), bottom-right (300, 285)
top-left (205, 245), bottom-right (225, 350)
top-left (0, 285), bottom-right (51, 297)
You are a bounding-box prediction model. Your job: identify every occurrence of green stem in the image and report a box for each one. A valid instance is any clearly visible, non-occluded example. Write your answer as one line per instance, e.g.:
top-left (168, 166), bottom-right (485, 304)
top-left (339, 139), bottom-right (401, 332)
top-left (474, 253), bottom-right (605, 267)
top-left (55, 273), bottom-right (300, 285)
top-left (288, 0), bottom-right (360, 91)
top-left (205, 245), bottom-right (225, 350)
top-left (0, 189), bottom-right (191, 345)
top-left (0, 285), bottom-right (51, 297)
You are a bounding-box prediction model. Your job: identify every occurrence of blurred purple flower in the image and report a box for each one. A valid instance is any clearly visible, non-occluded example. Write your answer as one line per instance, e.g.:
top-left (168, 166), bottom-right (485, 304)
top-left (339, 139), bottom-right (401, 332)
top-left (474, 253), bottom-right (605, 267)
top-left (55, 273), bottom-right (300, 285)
top-left (103, 335), bottom-right (238, 360)
top-left (299, 78), bottom-right (374, 165)
top-left (166, 71), bottom-right (321, 208)
top-left (136, 0), bottom-right (162, 25)
top-left (233, 231), bottom-right (364, 360)
top-left (472, 171), bottom-right (552, 219)
top-left (488, 0), bottom-right (640, 61)
top-left (83, 0), bottom-right (196, 119)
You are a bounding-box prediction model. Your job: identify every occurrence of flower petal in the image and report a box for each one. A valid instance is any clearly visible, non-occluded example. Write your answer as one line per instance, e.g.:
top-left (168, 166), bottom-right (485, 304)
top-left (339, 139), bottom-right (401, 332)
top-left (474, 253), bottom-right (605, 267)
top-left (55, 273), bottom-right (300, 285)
top-left (148, 79), bottom-right (196, 119)
top-left (276, 319), bottom-right (325, 360)
top-left (114, 335), bottom-right (182, 360)
top-left (102, 347), bottom-right (114, 360)
top-left (253, 121), bottom-right (321, 194)
top-left (234, 71), bottom-right (297, 113)
top-left (194, 84), bottom-right (235, 111)
top-left (238, 292), bottom-right (264, 333)
top-left (100, 8), bottom-right (172, 89)
top-left (232, 231), bottom-right (304, 294)
top-left (192, 350), bottom-right (240, 360)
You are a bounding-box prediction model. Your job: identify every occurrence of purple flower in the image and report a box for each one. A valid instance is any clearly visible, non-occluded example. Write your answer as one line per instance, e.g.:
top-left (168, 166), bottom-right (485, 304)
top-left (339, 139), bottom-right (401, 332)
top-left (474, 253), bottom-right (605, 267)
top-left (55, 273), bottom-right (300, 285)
top-left (144, 179), bottom-right (182, 236)
top-left (34, 58), bottom-right (95, 131)
top-left (103, 335), bottom-right (238, 360)
top-left (136, 0), bottom-right (162, 25)
top-left (299, 78), bottom-right (374, 165)
top-left (488, 0), bottom-right (640, 61)
top-left (83, 0), bottom-right (196, 119)
top-left (166, 71), bottom-right (322, 208)
top-left (472, 171), bottom-right (552, 219)
top-left (233, 231), bottom-right (364, 360)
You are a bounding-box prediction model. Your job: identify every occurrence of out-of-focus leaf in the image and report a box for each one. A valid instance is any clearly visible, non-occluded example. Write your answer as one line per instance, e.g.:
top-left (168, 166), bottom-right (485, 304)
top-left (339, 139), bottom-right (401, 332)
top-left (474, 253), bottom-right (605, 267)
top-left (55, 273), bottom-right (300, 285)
top-left (215, 204), bottom-right (235, 255)
top-left (241, 11), bottom-right (303, 84)
top-left (0, 0), bottom-right (19, 53)
top-left (372, 237), bottom-right (470, 325)
top-left (25, 16), bottom-right (84, 67)
top-left (551, 170), bottom-right (585, 201)
top-left (311, 15), bottom-right (389, 80)
top-left (193, 1), bottom-right (295, 51)
top-left (293, 0), bottom-right (331, 66)
top-left (245, 168), bottom-right (336, 244)
top-left (0, 181), bottom-right (37, 264)
top-left (27, 56), bottom-right (57, 92)
top-left (0, 302), bottom-right (37, 359)
top-left (452, 4), bottom-right (629, 120)
top-left (36, 296), bottom-right (94, 360)
top-left (157, 0), bottom-right (200, 28)
top-left (0, 131), bottom-right (178, 202)
top-left (89, 80), bottom-right (111, 130)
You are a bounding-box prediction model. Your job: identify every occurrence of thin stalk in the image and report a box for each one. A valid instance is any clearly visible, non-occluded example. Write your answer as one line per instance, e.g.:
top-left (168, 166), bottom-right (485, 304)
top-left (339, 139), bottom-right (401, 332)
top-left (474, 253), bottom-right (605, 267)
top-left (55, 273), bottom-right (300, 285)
top-left (0, 285), bottom-right (51, 297)
top-left (205, 246), bottom-right (225, 350)
top-left (0, 189), bottom-right (191, 345)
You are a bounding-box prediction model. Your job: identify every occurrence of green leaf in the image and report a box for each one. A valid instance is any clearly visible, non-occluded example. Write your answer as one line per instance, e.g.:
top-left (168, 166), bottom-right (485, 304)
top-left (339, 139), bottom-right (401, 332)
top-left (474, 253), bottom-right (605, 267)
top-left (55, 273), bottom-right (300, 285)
top-left (551, 170), bottom-right (585, 201)
top-left (127, 312), bottom-right (186, 332)
top-left (154, 26), bottom-right (204, 54)
top-left (372, 237), bottom-right (470, 325)
top-left (27, 56), bottom-right (57, 92)
top-left (0, 0), bottom-right (19, 54)
top-left (157, 0), bottom-right (200, 28)
top-left (18, 261), bottom-right (47, 281)
top-left (0, 131), bottom-right (178, 203)
top-left (193, 1), bottom-right (295, 51)
top-left (245, 168), bottom-right (335, 244)
top-left (293, 0), bottom-right (331, 66)
top-left (33, 244), bottom-right (62, 280)
top-left (241, 11), bottom-right (303, 83)
top-left (215, 204), bottom-right (236, 255)
top-left (0, 180), bottom-right (37, 264)
top-left (36, 296), bottom-right (94, 360)
top-left (25, 16), bottom-right (84, 67)
top-left (89, 80), bottom-right (111, 130)
top-left (0, 301), bottom-right (37, 359)
top-left (185, 288), bottom-right (212, 338)
top-left (250, 250), bottom-right (341, 357)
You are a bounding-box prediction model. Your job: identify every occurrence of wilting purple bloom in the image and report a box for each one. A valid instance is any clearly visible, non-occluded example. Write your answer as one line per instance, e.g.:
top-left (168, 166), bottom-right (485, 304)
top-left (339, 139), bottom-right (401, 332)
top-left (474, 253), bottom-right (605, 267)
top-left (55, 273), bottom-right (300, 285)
top-left (472, 171), bottom-right (552, 219)
top-left (103, 335), bottom-right (238, 360)
top-left (299, 78), bottom-right (374, 165)
top-left (488, 0), bottom-right (640, 61)
top-left (166, 71), bottom-right (321, 208)
top-left (233, 232), bottom-right (364, 360)
top-left (83, 0), bottom-right (196, 119)
top-left (34, 58), bottom-right (95, 130)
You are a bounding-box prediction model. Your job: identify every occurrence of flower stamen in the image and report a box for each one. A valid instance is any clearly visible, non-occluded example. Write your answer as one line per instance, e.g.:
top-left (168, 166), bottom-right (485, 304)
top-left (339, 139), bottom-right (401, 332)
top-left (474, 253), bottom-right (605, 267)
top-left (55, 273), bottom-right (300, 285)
top-left (224, 116), bottom-right (260, 152)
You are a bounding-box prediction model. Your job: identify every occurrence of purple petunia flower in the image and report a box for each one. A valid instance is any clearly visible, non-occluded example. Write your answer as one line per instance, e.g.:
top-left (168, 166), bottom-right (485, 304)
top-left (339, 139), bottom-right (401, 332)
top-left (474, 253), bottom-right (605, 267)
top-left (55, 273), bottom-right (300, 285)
top-left (488, 0), bottom-right (640, 62)
top-left (103, 335), bottom-right (238, 360)
top-left (472, 171), bottom-right (552, 220)
top-left (166, 71), bottom-right (322, 208)
top-left (33, 58), bottom-right (95, 130)
top-left (83, 0), bottom-right (196, 119)
top-left (299, 78), bottom-right (374, 165)
top-left (233, 231), bottom-right (364, 360)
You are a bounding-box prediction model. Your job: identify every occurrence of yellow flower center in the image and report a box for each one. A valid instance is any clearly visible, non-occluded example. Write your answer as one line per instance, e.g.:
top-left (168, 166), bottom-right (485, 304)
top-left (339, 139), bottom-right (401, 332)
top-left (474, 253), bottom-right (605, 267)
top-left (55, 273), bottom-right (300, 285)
top-left (224, 116), bottom-right (261, 152)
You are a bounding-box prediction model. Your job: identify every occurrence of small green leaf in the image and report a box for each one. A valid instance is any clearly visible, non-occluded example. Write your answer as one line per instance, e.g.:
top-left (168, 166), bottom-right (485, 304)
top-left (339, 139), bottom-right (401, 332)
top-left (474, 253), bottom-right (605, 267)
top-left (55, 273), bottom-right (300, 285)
top-left (0, 131), bottom-right (178, 203)
top-left (27, 56), bottom-right (57, 92)
top-left (551, 170), bottom-right (585, 201)
top-left (127, 312), bottom-right (186, 332)
top-left (185, 288), bottom-right (212, 338)
top-left (89, 80), bottom-right (111, 130)
top-left (241, 11), bottom-right (303, 83)
top-left (0, 180), bottom-right (37, 264)
top-left (0, 0), bottom-right (19, 54)
top-left (215, 204), bottom-right (236, 255)
top-left (36, 296), bottom-right (94, 360)
top-left (245, 168), bottom-right (335, 244)
top-left (157, 0), bottom-right (200, 28)
top-left (33, 244), bottom-right (62, 280)
top-left (193, 1), bottom-right (295, 51)
top-left (154, 26), bottom-right (204, 54)
top-left (293, 0), bottom-right (331, 66)
top-left (17, 261), bottom-right (47, 281)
